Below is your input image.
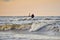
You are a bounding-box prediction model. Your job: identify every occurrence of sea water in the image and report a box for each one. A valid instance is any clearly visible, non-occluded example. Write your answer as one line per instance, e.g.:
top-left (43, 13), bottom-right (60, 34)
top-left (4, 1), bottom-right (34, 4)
top-left (0, 16), bottom-right (60, 40)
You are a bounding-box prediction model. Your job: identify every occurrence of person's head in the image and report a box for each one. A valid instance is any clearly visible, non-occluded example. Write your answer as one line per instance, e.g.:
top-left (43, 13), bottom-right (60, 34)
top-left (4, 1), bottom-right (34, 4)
top-left (32, 14), bottom-right (34, 15)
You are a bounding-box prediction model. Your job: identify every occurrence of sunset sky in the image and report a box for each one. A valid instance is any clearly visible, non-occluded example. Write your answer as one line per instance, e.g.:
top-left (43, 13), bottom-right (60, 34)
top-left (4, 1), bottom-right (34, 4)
top-left (0, 0), bottom-right (60, 16)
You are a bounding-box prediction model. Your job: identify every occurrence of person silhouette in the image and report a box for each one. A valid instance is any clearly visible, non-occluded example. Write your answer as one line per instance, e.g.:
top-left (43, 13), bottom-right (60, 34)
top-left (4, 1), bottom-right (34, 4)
top-left (31, 14), bottom-right (34, 18)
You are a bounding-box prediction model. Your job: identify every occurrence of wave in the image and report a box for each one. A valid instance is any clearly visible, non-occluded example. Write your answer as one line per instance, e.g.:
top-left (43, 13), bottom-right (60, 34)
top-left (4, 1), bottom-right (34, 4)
top-left (29, 20), bottom-right (60, 32)
top-left (0, 20), bottom-right (60, 37)
top-left (0, 20), bottom-right (60, 31)
top-left (29, 22), bottom-right (47, 32)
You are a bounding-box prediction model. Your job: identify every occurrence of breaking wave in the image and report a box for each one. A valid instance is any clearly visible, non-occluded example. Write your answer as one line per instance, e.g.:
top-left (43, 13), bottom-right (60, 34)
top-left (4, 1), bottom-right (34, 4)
top-left (0, 16), bottom-right (60, 40)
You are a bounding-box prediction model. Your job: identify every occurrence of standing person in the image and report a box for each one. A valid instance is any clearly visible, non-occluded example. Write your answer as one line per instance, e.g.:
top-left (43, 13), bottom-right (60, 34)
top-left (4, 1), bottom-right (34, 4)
top-left (31, 14), bottom-right (34, 18)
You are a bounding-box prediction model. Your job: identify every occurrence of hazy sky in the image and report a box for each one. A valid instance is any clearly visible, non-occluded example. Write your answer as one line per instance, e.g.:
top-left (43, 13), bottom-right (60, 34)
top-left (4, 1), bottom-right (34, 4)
top-left (0, 0), bottom-right (60, 16)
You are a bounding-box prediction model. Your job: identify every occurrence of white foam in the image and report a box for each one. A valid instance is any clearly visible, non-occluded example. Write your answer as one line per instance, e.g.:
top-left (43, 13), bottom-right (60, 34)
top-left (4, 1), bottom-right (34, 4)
top-left (29, 22), bottom-right (47, 32)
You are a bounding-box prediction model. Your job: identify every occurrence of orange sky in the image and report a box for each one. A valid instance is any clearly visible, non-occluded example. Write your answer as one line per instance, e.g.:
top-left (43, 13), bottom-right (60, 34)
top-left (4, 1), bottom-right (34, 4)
top-left (0, 0), bottom-right (60, 16)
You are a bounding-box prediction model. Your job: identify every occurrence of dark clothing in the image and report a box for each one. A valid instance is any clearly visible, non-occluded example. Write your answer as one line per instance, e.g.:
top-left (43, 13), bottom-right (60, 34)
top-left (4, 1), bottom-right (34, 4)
top-left (31, 14), bottom-right (34, 18)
